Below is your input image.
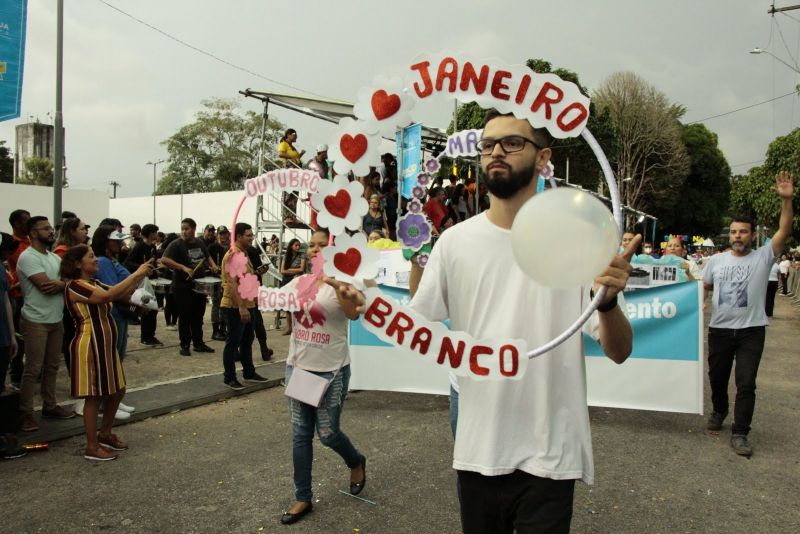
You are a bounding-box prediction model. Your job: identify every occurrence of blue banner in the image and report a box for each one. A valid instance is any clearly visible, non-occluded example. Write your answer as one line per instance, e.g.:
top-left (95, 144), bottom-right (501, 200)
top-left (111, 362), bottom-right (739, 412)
top-left (584, 282), bottom-right (701, 361)
top-left (396, 123), bottom-right (422, 199)
top-left (0, 0), bottom-right (27, 122)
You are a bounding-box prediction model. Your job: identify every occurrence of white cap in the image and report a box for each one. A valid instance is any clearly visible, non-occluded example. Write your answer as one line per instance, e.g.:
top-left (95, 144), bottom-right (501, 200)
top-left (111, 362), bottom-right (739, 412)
top-left (108, 231), bottom-right (129, 241)
top-left (316, 144), bottom-right (328, 153)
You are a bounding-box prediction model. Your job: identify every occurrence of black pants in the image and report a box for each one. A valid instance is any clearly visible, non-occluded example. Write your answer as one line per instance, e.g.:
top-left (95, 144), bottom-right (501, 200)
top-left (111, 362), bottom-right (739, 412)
top-left (765, 281), bottom-right (778, 317)
top-left (252, 308), bottom-right (267, 346)
top-left (457, 470), bottom-right (575, 534)
top-left (708, 326), bottom-right (766, 435)
top-left (173, 287), bottom-right (207, 348)
top-left (141, 309), bottom-right (158, 340)
top-left (163, 293), bottom-right (178, 326)
top-left (0, 346), bottom-right (9, 394)
top-left (9, 296), bottom-right (24, 385)
top-left (779, 273), bottom-right (788, 294)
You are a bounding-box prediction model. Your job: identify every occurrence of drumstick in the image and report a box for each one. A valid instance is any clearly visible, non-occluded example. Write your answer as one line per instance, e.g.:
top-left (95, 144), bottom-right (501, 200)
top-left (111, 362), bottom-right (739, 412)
top-left (190, 258), bottom-right (206, 278)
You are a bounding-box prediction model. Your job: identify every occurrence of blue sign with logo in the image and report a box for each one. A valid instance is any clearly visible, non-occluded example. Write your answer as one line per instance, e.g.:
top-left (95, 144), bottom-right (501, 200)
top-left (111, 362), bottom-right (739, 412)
top-left (396, 123), bottom-right (422, 199)
top-left (0, 0), bottom-right (27, 122)
top-left (584, 282), bottom-right (701, 361)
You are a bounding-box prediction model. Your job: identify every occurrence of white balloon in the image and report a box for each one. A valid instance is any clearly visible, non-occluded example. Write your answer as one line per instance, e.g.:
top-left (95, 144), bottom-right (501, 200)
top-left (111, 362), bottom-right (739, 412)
top-left (511, 188), bottom-right (619, 289)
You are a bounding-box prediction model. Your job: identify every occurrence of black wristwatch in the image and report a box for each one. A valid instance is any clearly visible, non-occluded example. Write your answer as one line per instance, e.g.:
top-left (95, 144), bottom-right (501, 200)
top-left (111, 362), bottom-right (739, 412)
top-left (591, 290), bottom-right (619, 313)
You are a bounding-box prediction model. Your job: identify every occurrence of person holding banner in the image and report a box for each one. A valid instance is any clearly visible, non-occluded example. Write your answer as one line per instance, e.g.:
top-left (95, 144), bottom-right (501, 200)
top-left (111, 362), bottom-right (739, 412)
top-left (703, 171), bottom-right (795, 457)
top-left (333, 110), bottom-right (639, 533)
top-left (665, 236), bottom-right (701, 280)
top-left (280, 229), bottom-right (366, 526)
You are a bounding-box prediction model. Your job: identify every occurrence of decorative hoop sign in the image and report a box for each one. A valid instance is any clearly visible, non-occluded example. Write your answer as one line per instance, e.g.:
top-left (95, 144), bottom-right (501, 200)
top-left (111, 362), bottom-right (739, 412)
top-left (227, 51), bottom-right (622, 377)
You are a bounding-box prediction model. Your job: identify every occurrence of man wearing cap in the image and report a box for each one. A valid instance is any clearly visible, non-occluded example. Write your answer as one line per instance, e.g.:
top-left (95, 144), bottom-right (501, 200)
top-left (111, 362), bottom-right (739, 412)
top-left (125, 224), bottom-right (162, 346)
top-left (161, 218), bottom-right (218, 356)
top-left (202, 224), bottom-right (217, 249)
top-left (307, 145), bottom-right (329, 181)
top-left (16, 216), bottom-right (74, 431)
top-left (207, 226), bottom-right (231, 342)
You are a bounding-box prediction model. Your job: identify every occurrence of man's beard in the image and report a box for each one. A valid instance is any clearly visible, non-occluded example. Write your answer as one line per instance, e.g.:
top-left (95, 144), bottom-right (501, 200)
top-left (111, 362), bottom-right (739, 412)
top-left (731, 241), bottom-right (752, 253)
top-left (484, 161), bottom-right (536, 199)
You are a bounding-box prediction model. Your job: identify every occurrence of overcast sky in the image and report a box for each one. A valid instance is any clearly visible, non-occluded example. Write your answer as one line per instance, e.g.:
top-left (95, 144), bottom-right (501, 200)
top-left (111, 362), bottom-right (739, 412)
top-left (2, 0), bottom-right (799, 199)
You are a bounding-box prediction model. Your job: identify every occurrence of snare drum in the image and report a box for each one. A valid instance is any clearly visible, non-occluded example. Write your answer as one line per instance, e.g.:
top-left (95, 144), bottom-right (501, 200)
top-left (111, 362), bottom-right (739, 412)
top-left (151, 278), bottom-right (172, 295)
top-left (192, 276), bottom-right (220, 296)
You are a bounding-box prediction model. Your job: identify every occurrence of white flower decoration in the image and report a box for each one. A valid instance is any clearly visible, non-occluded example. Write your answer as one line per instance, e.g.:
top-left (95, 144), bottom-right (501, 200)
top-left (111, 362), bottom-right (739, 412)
top-left (353, 75), bottom-right (416, 136)
top-left (328, 117), bottom-right (381, 177)
top-left (322, 232), bottom-right (380, 288)
top-left (310, 174), bottom-right (369, 236)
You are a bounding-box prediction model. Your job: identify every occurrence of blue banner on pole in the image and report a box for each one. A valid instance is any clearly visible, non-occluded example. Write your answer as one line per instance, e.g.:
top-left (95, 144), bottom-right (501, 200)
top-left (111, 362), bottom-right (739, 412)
top-left (396, 123), bottom-right (422, 199)
top-left (0, 0), bottom-right (27, 122)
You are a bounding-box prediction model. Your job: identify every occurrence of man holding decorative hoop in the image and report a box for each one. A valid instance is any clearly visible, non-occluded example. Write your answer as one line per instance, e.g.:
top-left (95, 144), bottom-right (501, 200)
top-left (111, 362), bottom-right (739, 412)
top-left (405, 110), bottom-right (639, 533)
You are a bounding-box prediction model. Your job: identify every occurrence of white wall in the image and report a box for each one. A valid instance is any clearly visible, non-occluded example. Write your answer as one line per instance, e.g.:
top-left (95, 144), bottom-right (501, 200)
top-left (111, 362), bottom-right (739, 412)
top-left (111, 190), bottom-right (312, 235)
top-left (0, 183), bottom-right (109, 233)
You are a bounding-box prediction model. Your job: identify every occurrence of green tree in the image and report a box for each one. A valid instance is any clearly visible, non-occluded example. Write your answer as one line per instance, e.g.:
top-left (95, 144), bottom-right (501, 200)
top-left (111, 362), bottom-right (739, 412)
top-left (655, 124), bottom-right (731, 237)
top-left (593, 71), bottom-right (690, 224)
top-left (157, 98), bottom-right (285, 195)
top-left (18, 156), bottom-right (67, 187)
top-left (0, 140), bottom-right (13, 183)
top-left (729, 128), bottom-right (800, 244)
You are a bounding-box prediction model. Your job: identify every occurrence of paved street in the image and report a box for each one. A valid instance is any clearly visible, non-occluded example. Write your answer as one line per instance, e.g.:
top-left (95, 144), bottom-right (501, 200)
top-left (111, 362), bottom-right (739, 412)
top-left (3, 299), bottom-right (799, 533)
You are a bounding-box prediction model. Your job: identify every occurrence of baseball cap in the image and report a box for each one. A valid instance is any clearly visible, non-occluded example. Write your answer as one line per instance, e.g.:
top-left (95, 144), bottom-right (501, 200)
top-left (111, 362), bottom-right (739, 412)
top-left (217, 225), bottom-right (230, 234)
top-left (204, 224), bottom-right (216, 231)
top-left (108, 230), bottom-right (129, 241)
top-left (317, 144), bottom-right (328, 153)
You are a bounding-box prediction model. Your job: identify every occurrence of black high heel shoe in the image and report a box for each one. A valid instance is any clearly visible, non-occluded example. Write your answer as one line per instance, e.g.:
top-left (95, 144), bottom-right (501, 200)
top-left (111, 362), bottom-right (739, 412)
top-left (349, 455), bottom-right (367, 495)
top-left (280, 502), bottom-right (313, 525)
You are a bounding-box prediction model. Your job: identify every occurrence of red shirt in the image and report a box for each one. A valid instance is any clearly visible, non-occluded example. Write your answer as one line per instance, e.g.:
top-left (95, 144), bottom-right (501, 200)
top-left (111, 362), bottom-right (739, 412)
top-left (423, 199), bottom-right (448, 230)
top-left (7, 235), bottom-right (30, 299)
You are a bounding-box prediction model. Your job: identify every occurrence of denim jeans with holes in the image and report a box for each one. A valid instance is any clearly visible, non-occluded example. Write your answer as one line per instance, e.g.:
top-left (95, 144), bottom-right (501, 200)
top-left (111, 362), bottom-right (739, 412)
top-left (285, 364), bottom-right (362, 503)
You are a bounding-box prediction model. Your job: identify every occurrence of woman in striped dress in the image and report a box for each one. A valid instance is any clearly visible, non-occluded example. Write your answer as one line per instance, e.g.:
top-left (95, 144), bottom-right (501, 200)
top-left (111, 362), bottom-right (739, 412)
top-left (60, 245), bottom-right (153, 461)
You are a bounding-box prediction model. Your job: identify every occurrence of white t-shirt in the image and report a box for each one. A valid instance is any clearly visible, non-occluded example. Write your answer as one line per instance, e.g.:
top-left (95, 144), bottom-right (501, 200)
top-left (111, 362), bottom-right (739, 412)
top-left (16, 246), bottom-right (63, 324)
top-left (703, 245), bottom-right (774, 329)
top-left (769, 262), bottom-right (780, 282)
top-left (779, 259), bottom-right (790, 275)
top-left (410, 213), bottom-right (598, 484)
top-left (286, 277), bottom-right (350, 372)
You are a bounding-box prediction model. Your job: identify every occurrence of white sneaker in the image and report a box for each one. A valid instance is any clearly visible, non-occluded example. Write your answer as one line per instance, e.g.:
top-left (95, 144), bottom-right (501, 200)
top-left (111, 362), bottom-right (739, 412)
top-left (113, 409), bottom-right (131, 421)
top-left (166, 324), bottom-right (178, 331)
top-left (118, 402), bottom-right (135, 413)
top-left (73, 399), bottom-right (85, 416)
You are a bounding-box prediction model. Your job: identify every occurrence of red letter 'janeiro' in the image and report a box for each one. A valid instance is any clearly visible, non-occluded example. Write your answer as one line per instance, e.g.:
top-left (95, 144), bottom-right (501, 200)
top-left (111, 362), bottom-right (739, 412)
top-left (410, 61), bottom-right (433, 98)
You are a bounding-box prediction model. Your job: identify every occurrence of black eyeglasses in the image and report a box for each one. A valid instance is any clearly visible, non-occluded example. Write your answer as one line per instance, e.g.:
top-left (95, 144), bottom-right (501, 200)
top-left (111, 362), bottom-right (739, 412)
top-left (33, 225), bottom-right (54, 232)
top-left (477, 135), bottom-right (542, 156)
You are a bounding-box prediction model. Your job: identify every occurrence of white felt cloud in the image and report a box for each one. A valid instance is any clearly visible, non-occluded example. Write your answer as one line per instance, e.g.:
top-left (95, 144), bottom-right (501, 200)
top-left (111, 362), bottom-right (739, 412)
top-left (310, 174), bottom-right (369, 236)
top-left (322, 231), bottom-right (380, 288)
top-left (328, 117), bottom-right (381, 177)
top-left (353, 75), bottom-right (416, 137)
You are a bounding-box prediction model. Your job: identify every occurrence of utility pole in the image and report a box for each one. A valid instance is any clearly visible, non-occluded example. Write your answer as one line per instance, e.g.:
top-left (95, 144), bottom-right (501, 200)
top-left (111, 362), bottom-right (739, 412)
top-left (52, 0), bottom-right (64, 223)
top-left (109, 180), bottom-right (121, 198)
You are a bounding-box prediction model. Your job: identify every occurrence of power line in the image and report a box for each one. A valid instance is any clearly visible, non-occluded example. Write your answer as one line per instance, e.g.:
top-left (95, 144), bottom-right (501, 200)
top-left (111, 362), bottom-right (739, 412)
top-left (96, 0), bottom-right (329, 99)
top-left (773, 14), bottom-right (800, 70)
top-left (730, 159), bottom-right (765, 169)
top-left (685, 90), bottom-right (797, 124)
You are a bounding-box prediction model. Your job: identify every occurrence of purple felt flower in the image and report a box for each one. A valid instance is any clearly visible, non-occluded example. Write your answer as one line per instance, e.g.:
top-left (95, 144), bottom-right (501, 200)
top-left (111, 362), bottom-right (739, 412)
top-left (417, 253), bottom-right (430, 268)
top-left (417, 172), bottom-right (431, 186)
top-left (539, 165), bottom-right (553, 178)
top-left (407, 199), bottom-right (422, 214)
top-left (412, 185), bottom-right (426, 199)
top-left (397, 213), bottom-right (432, 250)
top-left (424, 159), bottom-right (441, 173)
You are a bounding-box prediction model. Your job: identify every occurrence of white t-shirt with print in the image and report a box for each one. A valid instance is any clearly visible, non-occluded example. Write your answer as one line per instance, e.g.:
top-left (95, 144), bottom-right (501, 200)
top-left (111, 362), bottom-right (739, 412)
top-left (410, 213), bottom-right (599, 484)
top-left (703, 245), bottom-right (774, 329)
top-left (286, 277), bottom-right (350, 372)
top-left (779, 259), bottom-right (790, 275)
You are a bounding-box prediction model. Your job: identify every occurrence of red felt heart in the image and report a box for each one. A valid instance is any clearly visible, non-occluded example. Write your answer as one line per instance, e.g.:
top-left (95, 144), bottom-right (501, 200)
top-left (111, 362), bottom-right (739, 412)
top-left (323, 189), bottom-right (351, 219)
top-left (371, 90), bottom-right (401, 120)
top-left (334, 248), bottom-right (362, 277)
top-left (340, 133), bottom-right (368, 163)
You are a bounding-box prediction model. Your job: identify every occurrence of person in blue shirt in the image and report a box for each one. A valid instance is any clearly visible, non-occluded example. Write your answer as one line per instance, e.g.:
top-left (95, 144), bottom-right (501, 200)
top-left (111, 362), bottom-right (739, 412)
top-left (90, 225), bottom-right (138, 419)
